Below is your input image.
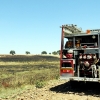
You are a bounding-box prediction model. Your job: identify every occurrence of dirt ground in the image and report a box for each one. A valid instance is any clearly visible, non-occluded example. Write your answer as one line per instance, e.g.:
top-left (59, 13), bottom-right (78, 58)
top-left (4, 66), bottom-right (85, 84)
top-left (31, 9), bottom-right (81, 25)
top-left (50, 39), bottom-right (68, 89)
top-left (2, 79), bottom-right (100, 100)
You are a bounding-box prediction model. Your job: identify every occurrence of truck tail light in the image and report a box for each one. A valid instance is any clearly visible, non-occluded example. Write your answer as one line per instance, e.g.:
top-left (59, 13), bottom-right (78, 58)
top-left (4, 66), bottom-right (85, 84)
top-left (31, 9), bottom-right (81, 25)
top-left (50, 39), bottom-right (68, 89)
top-left (62, 69), bottom-right (67, 73)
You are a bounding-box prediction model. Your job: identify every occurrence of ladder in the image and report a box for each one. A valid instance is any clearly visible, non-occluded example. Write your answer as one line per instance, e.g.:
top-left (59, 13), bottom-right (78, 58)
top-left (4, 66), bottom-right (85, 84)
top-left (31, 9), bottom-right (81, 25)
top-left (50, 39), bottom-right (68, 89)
top-left (62, 24), bottom-right (84, 34)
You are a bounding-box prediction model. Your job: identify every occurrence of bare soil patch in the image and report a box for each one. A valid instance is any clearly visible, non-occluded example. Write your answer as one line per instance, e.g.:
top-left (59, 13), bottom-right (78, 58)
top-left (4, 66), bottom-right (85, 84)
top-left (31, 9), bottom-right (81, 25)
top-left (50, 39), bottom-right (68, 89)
top-left (2, 80), bottom-right (100, 100)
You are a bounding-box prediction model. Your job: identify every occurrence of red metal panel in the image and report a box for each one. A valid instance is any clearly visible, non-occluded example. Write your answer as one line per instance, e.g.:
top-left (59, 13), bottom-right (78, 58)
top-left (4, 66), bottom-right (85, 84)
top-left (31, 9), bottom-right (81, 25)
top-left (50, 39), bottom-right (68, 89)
top-left (60, 59), bottom-right (74, 77)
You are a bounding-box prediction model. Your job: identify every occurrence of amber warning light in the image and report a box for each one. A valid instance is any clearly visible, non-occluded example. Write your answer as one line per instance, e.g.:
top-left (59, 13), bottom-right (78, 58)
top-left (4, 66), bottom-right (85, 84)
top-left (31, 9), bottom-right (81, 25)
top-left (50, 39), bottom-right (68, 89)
top-left (86, 30), bottom-right (91, 34)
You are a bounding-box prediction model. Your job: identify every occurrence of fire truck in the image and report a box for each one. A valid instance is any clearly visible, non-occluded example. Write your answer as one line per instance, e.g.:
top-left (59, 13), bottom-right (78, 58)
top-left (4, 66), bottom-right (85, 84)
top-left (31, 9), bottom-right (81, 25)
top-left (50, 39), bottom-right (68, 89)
top-left (60, 24), bottom-right (100, 87)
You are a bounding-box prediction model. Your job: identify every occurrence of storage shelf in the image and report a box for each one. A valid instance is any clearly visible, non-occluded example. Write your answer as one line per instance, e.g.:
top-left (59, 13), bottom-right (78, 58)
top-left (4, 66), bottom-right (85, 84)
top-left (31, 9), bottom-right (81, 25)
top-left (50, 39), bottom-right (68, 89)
top-left (64, 32), bottom-right (99, 38)
top-left (63, 48), bottom-right (99, 51)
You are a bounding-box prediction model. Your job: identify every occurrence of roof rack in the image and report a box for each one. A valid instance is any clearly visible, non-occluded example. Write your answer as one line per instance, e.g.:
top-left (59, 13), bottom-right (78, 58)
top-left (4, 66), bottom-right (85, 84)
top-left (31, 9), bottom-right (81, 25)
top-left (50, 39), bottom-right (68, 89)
top-left (90, 29), bottom-right (100, 32)
top-left (60, 24), bottom-right (84, 34)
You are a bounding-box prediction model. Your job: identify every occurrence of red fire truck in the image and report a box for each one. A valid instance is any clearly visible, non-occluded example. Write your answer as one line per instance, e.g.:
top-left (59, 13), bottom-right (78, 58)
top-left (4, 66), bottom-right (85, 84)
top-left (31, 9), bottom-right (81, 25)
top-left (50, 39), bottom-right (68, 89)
top-left (60, 24), bottom-right (100, 86)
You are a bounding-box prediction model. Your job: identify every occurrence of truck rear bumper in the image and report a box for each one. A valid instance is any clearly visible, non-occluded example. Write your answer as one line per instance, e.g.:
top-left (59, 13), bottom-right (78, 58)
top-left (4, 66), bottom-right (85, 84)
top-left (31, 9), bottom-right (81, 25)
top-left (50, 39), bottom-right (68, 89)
top-left (70, 77), bottom-right (100, 82)
top-left (60, 75), bottom-right (100, 82)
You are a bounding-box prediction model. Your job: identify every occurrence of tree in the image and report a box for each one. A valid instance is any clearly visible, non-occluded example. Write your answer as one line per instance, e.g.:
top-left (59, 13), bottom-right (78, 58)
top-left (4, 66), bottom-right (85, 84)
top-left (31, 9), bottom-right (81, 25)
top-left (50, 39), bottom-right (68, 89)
top-left (41, 51), bottom-right (47, 54)
top-left (49, 53), bottom-right (51, 54)
top-left (26, 51), bottom-right (30, 54)
top-left (57, 50), bottom-right (60, 55)
top-left (10, 50), bottom-right (15, 55)
top-left (52, 51), bottom-right (57, 55)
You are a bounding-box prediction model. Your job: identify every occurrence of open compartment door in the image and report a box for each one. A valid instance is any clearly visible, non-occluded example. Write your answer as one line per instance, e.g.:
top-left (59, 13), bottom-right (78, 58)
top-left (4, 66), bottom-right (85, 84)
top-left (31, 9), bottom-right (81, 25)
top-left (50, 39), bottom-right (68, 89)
top-left (60, 59), bottom-right (75, 79)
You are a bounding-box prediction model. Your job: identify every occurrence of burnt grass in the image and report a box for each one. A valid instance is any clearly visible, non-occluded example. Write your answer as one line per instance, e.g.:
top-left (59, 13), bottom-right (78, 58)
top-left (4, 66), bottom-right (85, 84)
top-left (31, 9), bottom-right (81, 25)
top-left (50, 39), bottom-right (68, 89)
top-left (0, 55), bottom-right (60, 89)
top-left (0, 55), bottom-right (60, 62)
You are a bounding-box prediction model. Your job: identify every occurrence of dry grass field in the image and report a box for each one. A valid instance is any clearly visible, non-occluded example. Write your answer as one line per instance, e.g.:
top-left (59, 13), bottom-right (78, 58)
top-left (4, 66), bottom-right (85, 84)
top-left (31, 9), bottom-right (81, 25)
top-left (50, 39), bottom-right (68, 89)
top-left (0, 55), bottom-right (60, 99)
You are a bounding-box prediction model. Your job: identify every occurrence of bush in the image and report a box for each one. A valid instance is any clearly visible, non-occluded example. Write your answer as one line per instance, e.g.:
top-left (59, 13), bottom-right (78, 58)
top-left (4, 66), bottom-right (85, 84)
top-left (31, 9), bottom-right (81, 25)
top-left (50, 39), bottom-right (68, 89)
top-left (35, 81), bottom-right (45, 88)
top-left (41, 51), bottom-right (47, 54)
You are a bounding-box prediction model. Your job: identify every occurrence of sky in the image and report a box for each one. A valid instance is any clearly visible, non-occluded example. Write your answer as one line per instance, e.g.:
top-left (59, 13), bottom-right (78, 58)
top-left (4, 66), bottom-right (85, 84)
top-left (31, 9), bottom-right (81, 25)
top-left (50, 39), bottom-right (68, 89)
top-left (0, 0), bottom-right (100, 54)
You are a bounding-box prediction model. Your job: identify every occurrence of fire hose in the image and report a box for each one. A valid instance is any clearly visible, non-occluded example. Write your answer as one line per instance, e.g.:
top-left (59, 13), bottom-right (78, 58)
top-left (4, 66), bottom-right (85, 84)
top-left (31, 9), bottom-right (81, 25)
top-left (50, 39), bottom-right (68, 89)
top-left (89, 59), bottom-right (99, 78)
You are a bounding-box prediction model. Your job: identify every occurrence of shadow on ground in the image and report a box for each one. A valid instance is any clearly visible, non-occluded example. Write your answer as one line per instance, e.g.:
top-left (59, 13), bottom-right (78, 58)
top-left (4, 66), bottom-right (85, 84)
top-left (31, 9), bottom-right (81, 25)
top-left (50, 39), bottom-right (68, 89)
top-left (50, 81), bottom-right (100, 97)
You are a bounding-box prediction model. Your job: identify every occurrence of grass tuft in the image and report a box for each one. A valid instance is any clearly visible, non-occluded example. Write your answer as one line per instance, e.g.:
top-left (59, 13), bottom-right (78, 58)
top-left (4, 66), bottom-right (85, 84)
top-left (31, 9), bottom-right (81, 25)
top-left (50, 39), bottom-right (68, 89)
top-left (35, 81), bottom-right (46, 88)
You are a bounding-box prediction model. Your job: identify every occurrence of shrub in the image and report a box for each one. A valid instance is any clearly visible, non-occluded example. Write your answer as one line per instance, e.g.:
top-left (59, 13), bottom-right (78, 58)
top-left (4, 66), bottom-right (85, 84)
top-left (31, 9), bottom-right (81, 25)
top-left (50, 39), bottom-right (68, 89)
top-left (35, 81), bottom-right (45, 88)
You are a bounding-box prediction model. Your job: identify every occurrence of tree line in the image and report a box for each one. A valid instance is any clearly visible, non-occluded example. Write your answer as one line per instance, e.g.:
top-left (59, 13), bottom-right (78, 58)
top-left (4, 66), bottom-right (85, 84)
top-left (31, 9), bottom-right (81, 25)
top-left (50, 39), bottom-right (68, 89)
top-left (9, 50), bottom-right (30, 55)
top-left (9, 50), bottom-right (60, 55)
top-left (41, 50), bottom-right (60, 55)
